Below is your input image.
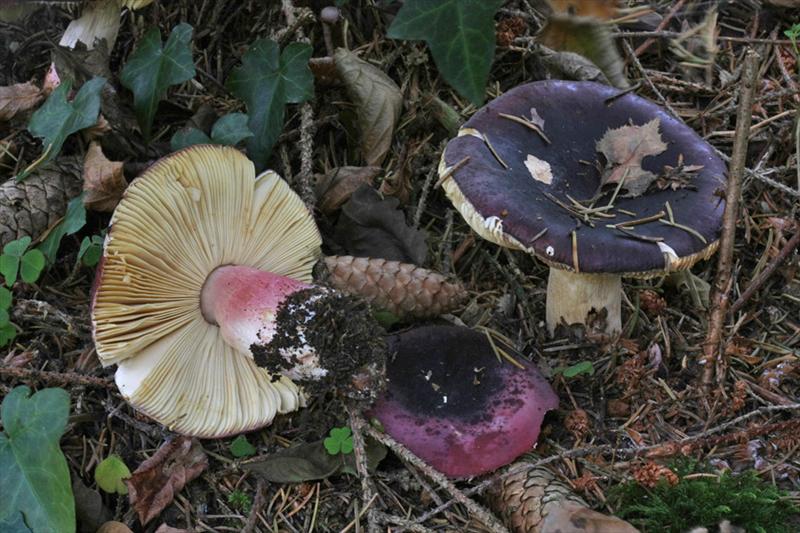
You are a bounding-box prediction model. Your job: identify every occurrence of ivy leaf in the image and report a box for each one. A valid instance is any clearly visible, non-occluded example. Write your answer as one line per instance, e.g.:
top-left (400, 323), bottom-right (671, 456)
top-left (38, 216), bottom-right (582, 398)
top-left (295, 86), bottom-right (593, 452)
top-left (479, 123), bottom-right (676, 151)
top-left (120, 23), bottom-right (196, 141)
top-left (227, 40), bottom-right (313, 170)
top-left (19, 77), bottom-right (105, 180)
top-left (38, 193), bottom-right (87, 264)
top-left (210, 112), bottom-right (253, 146)
top-left (387, 0), bottom-right (503, 105)
top-left (0, 386), bottom-right (75, 533)
top-left (170, 113), bottom-right (252, 151)
top-left (94, 455), bottom-right (131, 495)
top-left (229, 435), bottom-right (257, 458)
top-left (170, 127), bottom-right (211, 151)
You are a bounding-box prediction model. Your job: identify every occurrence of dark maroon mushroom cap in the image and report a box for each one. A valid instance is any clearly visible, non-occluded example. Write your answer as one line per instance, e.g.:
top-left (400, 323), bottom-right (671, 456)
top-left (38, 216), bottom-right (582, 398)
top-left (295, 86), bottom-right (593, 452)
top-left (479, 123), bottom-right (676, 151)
top-left (368, 325), bottom-right (558, 478)
top-left (443, 80), bottom-right (727, 275)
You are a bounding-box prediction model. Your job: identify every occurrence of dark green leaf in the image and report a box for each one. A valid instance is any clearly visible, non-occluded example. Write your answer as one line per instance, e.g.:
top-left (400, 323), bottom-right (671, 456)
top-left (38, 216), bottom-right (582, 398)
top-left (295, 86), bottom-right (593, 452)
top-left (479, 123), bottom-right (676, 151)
top-left (227, 40), bottom-right (313, 170)
top-left (170, 127), bottom-right (211, 151)
top-left (229, 435), bottom-right (257, 458)
top-left (20, 78), bottom-right (105, 180)
top-left (20, 249), bottom-right (45, 284)
top-left (562, 361), bottom-right (595, 378)
top-left (0, 287), bottom-right (11, 310)
top-left (120, 23), bottom-right (196, 140)
top-left (78, 236), bottom-right (104, 267)
top-left (38, 193), bottom-right (87, 264)
top-left (94, 455), bottom-right (131, 495)
top-left (387, 0), bottom-right (503, 105)
top-left (210, 113), bottom-right (253, 145)
top-left (1, 237), bottom-right (32, 287)
top-left (0, 386), bottom-right (75, 533)
top-left (0, 323), bottom-right (15, 347)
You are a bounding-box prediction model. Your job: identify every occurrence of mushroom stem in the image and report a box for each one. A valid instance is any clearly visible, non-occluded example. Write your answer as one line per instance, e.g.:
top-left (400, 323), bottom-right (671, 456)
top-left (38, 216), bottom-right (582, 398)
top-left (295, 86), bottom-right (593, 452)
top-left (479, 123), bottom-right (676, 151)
top-left (201, 265), bottom-right (309, 356)
top-left (545, 269), bottom-right (622, 335)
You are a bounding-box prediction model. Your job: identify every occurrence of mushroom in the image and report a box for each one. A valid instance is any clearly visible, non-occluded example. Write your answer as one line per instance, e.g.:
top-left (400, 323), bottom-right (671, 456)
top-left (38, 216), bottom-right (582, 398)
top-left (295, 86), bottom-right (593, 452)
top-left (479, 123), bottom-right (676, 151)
top-left (92, 145), bottom-right (384, 438)
top-left (368, 325), bottom-right (558, 478)
top-left (439, 80), bottom-right (726, 334)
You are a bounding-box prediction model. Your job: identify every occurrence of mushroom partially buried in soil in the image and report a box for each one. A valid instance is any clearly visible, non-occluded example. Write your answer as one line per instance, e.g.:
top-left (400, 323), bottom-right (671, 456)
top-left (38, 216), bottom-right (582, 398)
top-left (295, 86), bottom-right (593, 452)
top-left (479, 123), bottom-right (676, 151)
top-left (439, 80), bottom-right (726, 334)
top-left (92, 145), bottom-right (385, 438)
top-left (368, 325), bottom-right (558, 478)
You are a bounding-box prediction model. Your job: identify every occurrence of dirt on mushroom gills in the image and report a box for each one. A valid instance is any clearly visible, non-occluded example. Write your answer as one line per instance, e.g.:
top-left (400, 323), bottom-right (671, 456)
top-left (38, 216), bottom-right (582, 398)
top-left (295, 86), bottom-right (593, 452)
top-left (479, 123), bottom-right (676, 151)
top-left (251, 286), bottom-right (387, 402)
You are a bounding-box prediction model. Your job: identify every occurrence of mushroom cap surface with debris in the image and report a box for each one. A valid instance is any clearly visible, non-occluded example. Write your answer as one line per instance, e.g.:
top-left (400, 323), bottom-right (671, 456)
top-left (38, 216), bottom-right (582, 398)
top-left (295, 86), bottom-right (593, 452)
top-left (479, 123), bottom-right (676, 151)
top-left (368, 325), bottom-right (558, 478)
top-left (440, 80), bottom-right (726, 276)
top-left (92, 145), bottom-right (322, 438)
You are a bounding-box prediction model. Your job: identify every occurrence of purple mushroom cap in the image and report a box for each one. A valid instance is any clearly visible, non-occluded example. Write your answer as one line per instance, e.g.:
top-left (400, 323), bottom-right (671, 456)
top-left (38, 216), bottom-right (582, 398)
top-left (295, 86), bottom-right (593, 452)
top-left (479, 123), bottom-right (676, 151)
top-left (442, 80), bottom-right (727, 275)
top-left (368, 325), bottom-right (558, 478)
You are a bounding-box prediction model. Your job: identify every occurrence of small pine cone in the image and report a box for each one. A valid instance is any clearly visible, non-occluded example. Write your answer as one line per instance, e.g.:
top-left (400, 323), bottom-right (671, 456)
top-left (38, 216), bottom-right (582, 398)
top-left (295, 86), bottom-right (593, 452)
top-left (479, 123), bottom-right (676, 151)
top-left (487, 463), bottom-right (639, 532)
top-left (565, 409), bottom-right (591, 440)
top-left (317, 255), bottom-right (466, 319)
top-left (639, 289), bottom-right (667, 316)
top-left (633, 461), bottom-right (679, 488)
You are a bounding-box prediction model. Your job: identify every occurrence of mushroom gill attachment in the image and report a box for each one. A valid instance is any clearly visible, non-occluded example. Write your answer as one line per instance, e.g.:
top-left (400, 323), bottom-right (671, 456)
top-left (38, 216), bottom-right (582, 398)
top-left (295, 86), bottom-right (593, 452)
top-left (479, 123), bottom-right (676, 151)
top-left (92, 145), bottom-right (323, 438)
top-left (439, 80), bottom-right (726, 334)
top-left (368, 325), bottom-right (558, 478)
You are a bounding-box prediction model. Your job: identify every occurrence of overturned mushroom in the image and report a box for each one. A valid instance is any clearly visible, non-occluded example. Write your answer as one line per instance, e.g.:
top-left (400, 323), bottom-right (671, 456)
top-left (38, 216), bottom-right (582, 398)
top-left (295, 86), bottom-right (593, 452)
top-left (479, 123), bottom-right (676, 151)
top-left (369, 325), bottom-right (558, 478)
top-left (439, 80), bottom-right (725, 334)
top-left (92, 146), bottom-right (384, 437)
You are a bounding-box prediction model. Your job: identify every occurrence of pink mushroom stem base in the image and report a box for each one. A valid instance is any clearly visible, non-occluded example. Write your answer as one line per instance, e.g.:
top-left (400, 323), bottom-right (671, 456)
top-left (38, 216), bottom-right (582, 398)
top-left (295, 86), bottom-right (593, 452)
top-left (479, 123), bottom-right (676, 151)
top-left (201, 265), bottom-right (309, 356)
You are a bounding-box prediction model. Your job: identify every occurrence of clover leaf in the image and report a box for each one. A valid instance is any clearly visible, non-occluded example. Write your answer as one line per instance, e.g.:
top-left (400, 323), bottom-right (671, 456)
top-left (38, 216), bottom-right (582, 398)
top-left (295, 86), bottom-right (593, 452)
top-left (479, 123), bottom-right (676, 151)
top-left (170, 112), bottom-right (253, 151)
top-left (94, 455), bottom-right (131, 495)
top-left (229, 435), bottom-right (257, 458)
top-left (1, 237), bottom-right (46, 286)
top-left (323, 426), bottom-right (354, 456)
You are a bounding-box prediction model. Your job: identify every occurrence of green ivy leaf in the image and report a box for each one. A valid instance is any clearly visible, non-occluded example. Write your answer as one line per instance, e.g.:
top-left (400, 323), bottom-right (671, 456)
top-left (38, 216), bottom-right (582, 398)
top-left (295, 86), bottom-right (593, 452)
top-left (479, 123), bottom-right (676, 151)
top-left (19, 77), bottom-right (106, 180)
top-left (227, 40), bottom-right (313, 170)
top-left (20, 249), bottom-right (45, 284)
top-left (38, 193), bottom-right (87, 264)
top-left (77, 235), bottom-right (104, 267)
top-left (229, 435), bottom-right (257, 458)
top-left (210, 113), bottom-right (253, 146)
top-left (387, 0), bottom-right (503, 105)
top-left (120, 23), bottom-right (196, 141)
top-left (0, 386), bottom-right (75, 533)
top-left (170, 127), bottom-right (211, 151)
top-left (94, 455), bottom-right (131, 495)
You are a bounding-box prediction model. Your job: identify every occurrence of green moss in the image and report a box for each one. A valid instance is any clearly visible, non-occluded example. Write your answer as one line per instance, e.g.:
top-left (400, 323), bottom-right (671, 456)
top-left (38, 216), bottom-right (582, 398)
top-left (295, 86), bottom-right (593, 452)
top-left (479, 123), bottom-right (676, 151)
top-left (609, 460), bottom-right (799, 532)
top-left (227, 490), bottom-right (252, 513)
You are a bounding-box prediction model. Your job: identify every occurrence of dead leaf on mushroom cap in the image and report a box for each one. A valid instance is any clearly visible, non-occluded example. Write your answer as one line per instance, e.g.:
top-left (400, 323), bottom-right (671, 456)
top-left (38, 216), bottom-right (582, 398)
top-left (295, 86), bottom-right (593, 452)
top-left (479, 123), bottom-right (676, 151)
top-left (126, 437), bottom-right (208, 526)
top-left (334, 48), bottom-right (402, 166)
top-left (333, 185), bottom-right (427, 264)
top-left (83, 141), bottom-right (127, 212)
top-left (0, 82), bottom-right (43, 121)
top-left (596, 118), bottom-right (668, 196)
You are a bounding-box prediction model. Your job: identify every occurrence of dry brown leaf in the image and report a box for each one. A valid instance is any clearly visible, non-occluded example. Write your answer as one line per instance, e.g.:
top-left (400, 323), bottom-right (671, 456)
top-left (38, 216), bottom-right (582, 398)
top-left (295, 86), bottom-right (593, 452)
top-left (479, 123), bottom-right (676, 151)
top-left (0, 82), bottom-right (43, 121)
top-left (596, 118), bottom-right (667, 196)
top-left (314, 166), bottom-right (382, 215)
top-left (126, 437), bottom-right (208, 526)
top-left (334, 48), bottom-right (402, 166)
top-left (524, 154), bottom-right (553, 184)
top-left (83, 141), bottom-right (127, 212)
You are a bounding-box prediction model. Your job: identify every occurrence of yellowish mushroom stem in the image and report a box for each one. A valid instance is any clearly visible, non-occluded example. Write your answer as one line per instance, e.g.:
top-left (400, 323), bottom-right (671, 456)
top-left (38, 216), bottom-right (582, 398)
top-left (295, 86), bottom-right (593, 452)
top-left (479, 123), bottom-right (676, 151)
top-left (545, 269), bottom-right (622, 335)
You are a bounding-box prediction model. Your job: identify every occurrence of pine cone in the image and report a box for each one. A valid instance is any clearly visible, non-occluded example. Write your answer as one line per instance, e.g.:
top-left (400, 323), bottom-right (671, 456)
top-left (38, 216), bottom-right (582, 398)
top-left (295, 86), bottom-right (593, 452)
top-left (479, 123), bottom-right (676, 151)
top-left (316, 255), bottom-right (466, 319)
top-left (487, 463), bottom-right (640, 532)
top-left (639, 289), bottom-right (667, 316)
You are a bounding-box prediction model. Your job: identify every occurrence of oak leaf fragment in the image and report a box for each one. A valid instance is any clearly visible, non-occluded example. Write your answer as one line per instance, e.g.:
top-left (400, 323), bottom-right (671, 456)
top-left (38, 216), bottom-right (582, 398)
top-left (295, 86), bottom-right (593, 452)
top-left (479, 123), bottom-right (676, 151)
top-left (596, 118), bottom-right (667, 196)
top-left (126, 437), bottom-right (208, 526)
top-left (0, 82), bottom-right (43, 121)
top-left (83, 141), bottom-right (126, 212)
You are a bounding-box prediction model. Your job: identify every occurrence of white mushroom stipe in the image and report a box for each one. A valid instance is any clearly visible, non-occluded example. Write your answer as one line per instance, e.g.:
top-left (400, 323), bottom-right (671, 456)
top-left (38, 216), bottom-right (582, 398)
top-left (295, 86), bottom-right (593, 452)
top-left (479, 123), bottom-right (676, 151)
top-left (545, 269), bottom-right (622, 335)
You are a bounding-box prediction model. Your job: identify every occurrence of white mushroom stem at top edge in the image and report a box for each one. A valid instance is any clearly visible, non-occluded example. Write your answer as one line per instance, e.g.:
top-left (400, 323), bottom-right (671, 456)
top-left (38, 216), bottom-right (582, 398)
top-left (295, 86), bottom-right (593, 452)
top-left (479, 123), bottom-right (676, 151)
top-left (545, 269), bottom-right (622, 335)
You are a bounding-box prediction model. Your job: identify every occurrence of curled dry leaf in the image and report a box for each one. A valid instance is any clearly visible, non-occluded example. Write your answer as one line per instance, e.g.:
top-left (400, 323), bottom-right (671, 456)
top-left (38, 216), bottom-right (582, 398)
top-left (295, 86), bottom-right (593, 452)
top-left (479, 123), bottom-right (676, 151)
top-left (334, 48), bottom-right (402, 166)
top-left (96, 521), bottom-right (134, 533)
top-left (333, 185), bottom-right (427, 264)
top-left (126, 437), bottom-right (208, 526)
top-left (596, 118), bottom-right (667, 196)
top-left (314, 166), bottom-right (382, 215)
top-left (0, 82), bottom-right (43, 121)
top-left (546, 0), bottom-right (619, 19)
top-left (83, 141), bottom-right (127, 212)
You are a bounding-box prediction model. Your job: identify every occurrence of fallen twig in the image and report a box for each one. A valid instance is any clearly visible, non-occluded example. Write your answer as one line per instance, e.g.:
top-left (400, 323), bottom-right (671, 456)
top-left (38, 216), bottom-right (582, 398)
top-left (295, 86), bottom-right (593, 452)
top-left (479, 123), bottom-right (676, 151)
top-left (700, 49), bottom-right (760, 388)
